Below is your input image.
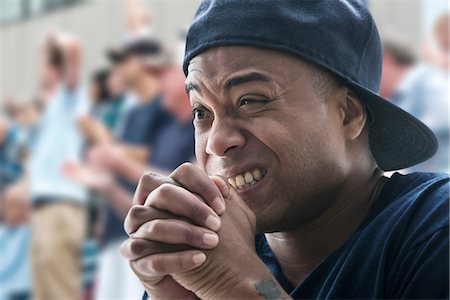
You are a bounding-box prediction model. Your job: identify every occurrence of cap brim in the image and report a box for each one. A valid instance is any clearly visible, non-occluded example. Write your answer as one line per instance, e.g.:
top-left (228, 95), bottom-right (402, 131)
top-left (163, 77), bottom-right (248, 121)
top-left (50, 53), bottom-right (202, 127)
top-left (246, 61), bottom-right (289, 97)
top-left (349, 82), bottom-right (438, 171)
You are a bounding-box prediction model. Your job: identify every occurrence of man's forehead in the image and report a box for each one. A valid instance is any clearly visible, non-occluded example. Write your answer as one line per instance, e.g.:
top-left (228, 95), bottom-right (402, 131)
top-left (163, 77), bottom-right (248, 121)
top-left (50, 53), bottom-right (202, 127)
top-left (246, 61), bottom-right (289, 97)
top-left (186, 46), bottom-right (302, 83)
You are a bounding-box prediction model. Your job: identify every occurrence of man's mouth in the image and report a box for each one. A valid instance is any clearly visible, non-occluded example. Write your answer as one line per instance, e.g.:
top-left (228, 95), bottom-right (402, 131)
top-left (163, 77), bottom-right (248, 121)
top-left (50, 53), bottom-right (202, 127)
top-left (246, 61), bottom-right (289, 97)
top-left (227, 168), bottom-right (267, 190)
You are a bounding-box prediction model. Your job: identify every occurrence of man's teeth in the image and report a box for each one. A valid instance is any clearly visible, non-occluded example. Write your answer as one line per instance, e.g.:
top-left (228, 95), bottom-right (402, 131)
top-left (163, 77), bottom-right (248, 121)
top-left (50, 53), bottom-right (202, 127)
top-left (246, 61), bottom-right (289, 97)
top-left (228, 169), bottom-right (264, 189)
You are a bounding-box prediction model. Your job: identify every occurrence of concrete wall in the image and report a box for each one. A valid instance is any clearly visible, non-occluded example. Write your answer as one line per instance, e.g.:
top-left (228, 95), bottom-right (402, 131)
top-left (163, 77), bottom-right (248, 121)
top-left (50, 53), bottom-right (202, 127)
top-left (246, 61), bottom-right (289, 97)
top-left (0, 0), bottom-right (200, 101)
top-left (1, 0), bottom-right (443, 102)
top-left (370, 0), bottom-right (422, 47)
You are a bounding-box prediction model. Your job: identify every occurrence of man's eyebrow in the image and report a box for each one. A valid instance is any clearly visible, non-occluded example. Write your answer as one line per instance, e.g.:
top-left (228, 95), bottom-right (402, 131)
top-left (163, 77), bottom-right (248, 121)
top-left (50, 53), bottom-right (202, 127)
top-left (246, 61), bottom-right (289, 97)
top-left (224, 72), bottom-right (271, 90)
top-left (185, 72), bottom-right (272, 94)
top-left (185, 82), bottom-right (201, 95)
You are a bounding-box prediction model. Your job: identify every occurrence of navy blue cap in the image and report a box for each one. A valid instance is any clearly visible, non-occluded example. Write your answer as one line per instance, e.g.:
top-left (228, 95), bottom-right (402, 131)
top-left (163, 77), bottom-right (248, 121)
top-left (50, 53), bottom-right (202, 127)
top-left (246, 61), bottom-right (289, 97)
top-left (183, 0), bottom-right (438, 171)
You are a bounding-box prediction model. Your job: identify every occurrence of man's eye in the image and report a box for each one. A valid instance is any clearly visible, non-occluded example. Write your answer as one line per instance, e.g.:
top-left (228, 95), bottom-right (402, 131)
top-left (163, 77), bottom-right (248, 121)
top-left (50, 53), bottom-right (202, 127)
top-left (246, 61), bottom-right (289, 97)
top-left (193, 108), bottom-right (207, 120)
top-left (239, 98), bottom-right (268, 106)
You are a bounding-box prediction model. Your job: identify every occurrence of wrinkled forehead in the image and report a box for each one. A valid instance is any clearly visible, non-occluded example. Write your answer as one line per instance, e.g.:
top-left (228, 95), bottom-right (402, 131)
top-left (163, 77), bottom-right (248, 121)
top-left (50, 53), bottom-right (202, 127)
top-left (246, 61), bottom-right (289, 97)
top-left (186, 46), bottom-right (307, 85)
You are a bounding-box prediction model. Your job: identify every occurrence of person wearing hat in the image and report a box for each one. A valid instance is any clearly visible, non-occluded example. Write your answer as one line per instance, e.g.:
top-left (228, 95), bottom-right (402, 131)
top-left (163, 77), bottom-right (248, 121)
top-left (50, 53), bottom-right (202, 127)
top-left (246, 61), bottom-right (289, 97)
top-left (71, 36), bottom-right (174, 300)
top-left (121, 1), bottom-right (449, 299)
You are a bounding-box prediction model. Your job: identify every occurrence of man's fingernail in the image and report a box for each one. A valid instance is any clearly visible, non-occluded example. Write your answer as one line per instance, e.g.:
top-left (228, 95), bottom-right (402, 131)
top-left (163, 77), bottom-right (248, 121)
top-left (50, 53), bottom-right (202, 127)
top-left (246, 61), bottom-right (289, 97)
top-left (192, 252), bottom-right (207, 265)
top-left (202, 233), bottom-right (219, 247)
top-left (213, 197), bottom-right (226, 214)
top-left (205, 215), bottom-right (221, 231)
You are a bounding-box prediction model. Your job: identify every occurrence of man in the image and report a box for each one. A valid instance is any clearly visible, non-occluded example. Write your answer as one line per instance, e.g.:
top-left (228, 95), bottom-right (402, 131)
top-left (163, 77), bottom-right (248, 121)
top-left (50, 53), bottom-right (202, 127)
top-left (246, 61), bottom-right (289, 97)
top-left (422, 13), bottom-right (449, 71)
top-left (28, 34), bottom-right (90, 300)
top-left (91, 37), bottom-right (171, 300)
top-left (0, 182), bottom-right (31, 300)
top-left (121, 1), bottom-right (449, 299)
top-left (381, 36), bottom-right (449, 173)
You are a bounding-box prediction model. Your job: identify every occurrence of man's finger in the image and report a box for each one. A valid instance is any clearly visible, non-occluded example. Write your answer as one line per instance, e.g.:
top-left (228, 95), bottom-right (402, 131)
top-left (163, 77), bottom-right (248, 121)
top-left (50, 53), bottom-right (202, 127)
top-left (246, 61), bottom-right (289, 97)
top-left (133, 171), bottom-right (179, 205)
top-left (145, 183), bottom-right (221, 231)
top-left (210, 175), bottom-right (230, 199)
top-left (120, 237), bottom-right (191, 261)
top-left (130, 250), bottom-right (207, 277)
top-left (132, 218), bottom-right (219, 250)
top-left (170, 163), bottom-right (226, 214)
top-left (124, 205), bottom-right (177, 235)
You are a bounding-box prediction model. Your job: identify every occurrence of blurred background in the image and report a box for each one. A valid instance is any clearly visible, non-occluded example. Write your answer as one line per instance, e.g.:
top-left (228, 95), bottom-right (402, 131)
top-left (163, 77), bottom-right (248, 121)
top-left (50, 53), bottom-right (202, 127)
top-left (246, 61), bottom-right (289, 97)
top-left (0, 1), bottom-right (448, 300)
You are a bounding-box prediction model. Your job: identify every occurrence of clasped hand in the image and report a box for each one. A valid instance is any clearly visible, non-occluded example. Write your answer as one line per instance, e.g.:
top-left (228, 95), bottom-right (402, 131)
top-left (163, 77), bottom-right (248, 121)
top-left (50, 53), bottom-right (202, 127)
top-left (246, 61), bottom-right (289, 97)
top-left (120, 163), bottom-right (275, 299)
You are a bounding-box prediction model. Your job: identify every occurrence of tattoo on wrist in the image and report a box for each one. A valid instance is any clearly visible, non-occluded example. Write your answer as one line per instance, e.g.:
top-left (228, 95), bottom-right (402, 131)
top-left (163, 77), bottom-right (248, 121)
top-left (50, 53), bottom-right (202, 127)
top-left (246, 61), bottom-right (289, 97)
top-left (255, 280), bottom-right (290, 300)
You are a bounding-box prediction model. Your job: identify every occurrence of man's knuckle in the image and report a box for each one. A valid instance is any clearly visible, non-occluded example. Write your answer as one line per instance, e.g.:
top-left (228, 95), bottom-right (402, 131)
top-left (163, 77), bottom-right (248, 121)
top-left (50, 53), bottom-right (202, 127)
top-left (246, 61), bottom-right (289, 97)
top-left (141, 171), bottom-right (157, 182)
top-left (155, 183), bottom-right (173, 199)
top-left (129, 239), bottom-right (144, 256)
top-left (128, 205), bottom-right (143, 219)
top-left (189, 202), bottom-right (204, 220)
top-left (174, 162), bottom-right (193, 177)
top-left (147, 220), bottom-right (163, 238)
top-left (124, 206), bottom-right (142, 233)
top-left (149, 257), bottom-right (165, 273)
top-left (183, 226), bottom-right (197, 244)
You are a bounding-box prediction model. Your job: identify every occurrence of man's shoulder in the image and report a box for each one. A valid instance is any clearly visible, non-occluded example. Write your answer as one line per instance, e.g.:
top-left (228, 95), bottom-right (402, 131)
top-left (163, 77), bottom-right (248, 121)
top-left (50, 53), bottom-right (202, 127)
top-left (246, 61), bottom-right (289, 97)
top-left (373, 172), bottom-right (448, 248)
top-left (385, 172), bottom-right (449, 208)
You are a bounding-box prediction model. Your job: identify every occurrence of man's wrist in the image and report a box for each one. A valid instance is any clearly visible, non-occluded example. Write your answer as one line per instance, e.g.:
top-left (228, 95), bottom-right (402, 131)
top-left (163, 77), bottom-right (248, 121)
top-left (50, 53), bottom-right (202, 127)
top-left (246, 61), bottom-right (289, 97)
top-left (209, 260), bottom-right (290, 300)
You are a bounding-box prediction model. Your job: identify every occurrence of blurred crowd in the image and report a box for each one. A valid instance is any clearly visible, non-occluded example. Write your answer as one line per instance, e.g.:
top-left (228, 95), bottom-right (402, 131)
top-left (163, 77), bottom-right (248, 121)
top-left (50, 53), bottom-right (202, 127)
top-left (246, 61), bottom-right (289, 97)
top-left (0, 4), bottom-right (448, 300)
top-left (0, 3), bottom-right (195, 300)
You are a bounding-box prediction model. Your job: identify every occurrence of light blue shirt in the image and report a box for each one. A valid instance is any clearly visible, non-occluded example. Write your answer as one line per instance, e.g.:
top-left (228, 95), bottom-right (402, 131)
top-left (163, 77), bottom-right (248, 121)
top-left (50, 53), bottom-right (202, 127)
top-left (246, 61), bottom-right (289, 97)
top-left (29, 85), bottom-right (89, 202)
top-left (0, 224), bottom-right (30, 300)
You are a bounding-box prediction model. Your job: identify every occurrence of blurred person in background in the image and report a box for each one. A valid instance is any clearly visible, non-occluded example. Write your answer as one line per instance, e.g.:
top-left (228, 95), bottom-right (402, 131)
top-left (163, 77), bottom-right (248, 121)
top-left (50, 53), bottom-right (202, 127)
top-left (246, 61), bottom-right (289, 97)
top-left (380, 36), bottom-right (449, 173)
top-left (78, 68), bottom-right (115, 145)
top-left (0, 182), bottom-right (31, 300)
top-left (0, 117), bottom-right (24, 192)
top-left (89, 69), bottom-right (112, 120)
top-left (102, 66), bottom-right (130, 133)
top-left (28, 33), bottom-right (90, 300)
top-left (78, 65), bottom-right (131, 145)
top-left (37, 32), bottom-right (65, 104)
top-left (0, 100), bottom-right (34, 194)
top-left (422, 13), bottom-right (449, 71)
top-left (66, 36), bottom-right (172, 300)
top-left (64, 36), bottom-right (195, 300)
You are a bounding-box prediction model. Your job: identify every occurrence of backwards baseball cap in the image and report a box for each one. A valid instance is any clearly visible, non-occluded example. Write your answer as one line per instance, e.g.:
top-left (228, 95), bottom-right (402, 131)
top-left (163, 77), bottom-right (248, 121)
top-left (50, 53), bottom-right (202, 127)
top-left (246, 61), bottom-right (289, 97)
top-left (183, 0), bottom-right (438, 171)
top-left (107, 36), bottom-right (170, 68)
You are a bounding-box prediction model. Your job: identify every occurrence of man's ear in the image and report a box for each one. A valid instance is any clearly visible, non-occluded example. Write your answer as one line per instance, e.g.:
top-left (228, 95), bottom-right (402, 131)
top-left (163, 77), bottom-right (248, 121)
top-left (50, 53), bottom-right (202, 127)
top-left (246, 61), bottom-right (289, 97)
top-left (341, 89), bottom-right (367, 141)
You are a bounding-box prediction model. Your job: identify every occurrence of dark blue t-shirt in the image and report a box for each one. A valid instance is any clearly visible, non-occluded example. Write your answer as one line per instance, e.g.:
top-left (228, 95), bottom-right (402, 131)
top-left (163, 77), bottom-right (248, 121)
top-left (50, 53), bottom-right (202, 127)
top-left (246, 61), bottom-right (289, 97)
top-left (101, 97), bottom-right (170, 244)
top-left (257, 172), bottom-right (449, 299)
top-left (149, 119), bottom-right (195, 170)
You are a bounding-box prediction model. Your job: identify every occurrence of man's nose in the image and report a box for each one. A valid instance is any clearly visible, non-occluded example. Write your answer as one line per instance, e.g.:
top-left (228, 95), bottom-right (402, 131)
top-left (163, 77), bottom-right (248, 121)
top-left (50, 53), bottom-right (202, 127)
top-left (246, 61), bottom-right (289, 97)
top-left (205, 118), bottom-right (246, 157)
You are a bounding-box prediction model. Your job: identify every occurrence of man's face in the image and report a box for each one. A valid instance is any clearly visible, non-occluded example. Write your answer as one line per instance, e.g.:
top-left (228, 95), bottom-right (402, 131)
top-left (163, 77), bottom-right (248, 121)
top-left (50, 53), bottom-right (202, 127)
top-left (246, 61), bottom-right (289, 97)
top-left (119, 55), bottom-right (144, 87)
top-left (108, 68), bottom-right (125, 97)
top-left (38, 48), bottom-right (61, 89)
top-left (160, 67), bottom-right (187, 119)
top-left (186, 46), bottom-right (351, 233)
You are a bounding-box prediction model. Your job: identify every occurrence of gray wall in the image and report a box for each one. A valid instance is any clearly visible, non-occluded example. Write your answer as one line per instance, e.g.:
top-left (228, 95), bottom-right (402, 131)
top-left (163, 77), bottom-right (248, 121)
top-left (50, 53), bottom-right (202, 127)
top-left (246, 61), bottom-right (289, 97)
top-left (0, 0), bottom-right (200, 102)
top-left (0, 0), bottom-right (440, 102)
top-left (370, 0), bottom-right (422, 47)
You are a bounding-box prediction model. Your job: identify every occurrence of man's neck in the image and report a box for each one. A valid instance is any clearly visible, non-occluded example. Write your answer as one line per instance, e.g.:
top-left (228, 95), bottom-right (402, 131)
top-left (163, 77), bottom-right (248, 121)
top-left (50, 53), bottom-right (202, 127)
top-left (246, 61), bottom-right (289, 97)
top-left (265, 168), bottom-right (386, 286)
top-left (134, 76), bottom-right (158, 103)
top-left (40, 82), bottom-right (60, 103)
